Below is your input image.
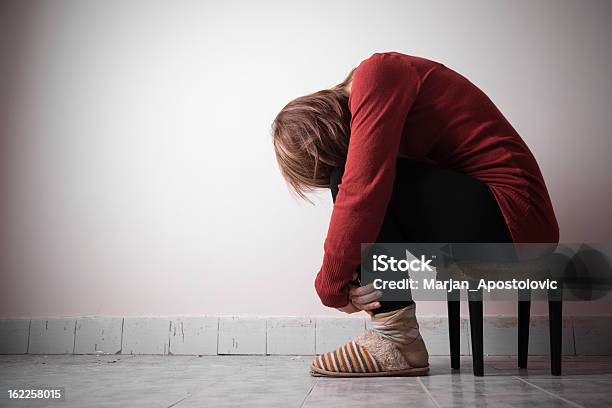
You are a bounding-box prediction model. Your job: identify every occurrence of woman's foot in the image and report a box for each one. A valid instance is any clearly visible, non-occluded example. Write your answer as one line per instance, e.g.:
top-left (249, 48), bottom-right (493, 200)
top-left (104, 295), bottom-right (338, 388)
top-left (310, 304), bottom-right (429, 377)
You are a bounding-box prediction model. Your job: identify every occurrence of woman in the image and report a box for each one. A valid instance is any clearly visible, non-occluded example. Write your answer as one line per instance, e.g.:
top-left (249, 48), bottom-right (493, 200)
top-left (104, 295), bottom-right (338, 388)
top-left (271, 51), bottom-right (559, 377)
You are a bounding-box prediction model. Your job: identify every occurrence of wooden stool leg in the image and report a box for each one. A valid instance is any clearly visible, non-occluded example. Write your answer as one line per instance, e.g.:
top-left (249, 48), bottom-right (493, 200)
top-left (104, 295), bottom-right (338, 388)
top-left (468, 288), bottom-right (484, 376)
top-left (548, 281), bottom-right (563, 376)
top-left (447, 297), bottom-right (460, 370)
top-left (518, 289), bottom-right (531, 369)
top-left (549, 300), bottom-right (562, 376)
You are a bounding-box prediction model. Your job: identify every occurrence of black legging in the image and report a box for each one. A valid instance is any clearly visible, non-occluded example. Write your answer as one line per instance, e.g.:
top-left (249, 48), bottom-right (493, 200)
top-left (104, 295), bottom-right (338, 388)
top-left (329, 157), bottom-right (516, 314)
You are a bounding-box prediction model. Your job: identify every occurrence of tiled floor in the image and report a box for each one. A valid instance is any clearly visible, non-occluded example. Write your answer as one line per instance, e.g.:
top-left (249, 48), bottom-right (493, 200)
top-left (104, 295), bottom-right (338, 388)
top-left (1, 355), bottom-right (611, 407)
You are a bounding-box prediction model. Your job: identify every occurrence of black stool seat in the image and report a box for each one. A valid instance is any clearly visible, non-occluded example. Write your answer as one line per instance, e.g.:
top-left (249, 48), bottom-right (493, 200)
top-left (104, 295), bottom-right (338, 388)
top-left (445, 252), bottom-right (566, 376)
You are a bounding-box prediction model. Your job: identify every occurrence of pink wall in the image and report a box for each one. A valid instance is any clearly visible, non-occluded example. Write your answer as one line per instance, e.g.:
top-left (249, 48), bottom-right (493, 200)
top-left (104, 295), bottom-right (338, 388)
top-left (1, 1), bottom-right (611, 318)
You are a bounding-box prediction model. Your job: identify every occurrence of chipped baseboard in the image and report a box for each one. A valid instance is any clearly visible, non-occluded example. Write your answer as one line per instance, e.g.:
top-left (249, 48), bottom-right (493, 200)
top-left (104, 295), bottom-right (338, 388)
top-left (0, 316), bottom-right (610, 356)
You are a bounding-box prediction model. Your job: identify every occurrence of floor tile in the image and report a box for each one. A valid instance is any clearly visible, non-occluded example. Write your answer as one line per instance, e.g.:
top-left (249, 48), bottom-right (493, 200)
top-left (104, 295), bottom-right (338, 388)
top-left (0, 355), bottom-right (610, 407)
top-left (28, 319), bottom-right (76, 354)
top-left (169, 317), bottom-right (218, 355)
top-left (74, 317), bottom-right (123, 355)
top-left (267, 317), bottom-right (315, 355)
top-left (218, 317), bottom-right (266, 355)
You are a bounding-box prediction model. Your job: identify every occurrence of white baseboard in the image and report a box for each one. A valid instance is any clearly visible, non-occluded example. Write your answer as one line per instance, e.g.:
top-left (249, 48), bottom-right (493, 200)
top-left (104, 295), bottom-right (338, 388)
top-left (1, 316), bottom-right (610, 356)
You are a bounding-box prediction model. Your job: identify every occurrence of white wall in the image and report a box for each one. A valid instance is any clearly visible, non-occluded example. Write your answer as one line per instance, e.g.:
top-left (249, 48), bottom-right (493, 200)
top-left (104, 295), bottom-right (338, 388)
top-left (1, 0), bottom-right (611, 318)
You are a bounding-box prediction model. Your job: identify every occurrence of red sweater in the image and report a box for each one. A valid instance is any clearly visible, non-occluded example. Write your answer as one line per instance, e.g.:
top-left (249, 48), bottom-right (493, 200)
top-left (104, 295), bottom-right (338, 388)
top-left (315, 51), bottom-right (559, 308)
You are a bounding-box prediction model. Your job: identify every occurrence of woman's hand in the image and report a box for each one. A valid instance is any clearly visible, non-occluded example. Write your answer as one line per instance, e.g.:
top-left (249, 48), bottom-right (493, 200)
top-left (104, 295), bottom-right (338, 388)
top-left (335, 272), bottom-right (383, 316)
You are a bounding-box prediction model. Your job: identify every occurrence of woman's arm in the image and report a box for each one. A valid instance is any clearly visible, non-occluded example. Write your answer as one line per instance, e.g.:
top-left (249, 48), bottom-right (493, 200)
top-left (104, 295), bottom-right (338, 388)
top-left (315, 52), bottom-right (421, 308)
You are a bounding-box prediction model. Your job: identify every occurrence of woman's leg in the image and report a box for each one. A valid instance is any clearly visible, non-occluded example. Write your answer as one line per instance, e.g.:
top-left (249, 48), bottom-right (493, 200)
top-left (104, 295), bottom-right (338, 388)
top-left (312, 158), bottom-right (516, 377)
top-left (388, 158), bottom-right (515, 248)
top-left (329, 166), bottom-right (413, 313)
top-left (329, 158), bottom-right (516, 313)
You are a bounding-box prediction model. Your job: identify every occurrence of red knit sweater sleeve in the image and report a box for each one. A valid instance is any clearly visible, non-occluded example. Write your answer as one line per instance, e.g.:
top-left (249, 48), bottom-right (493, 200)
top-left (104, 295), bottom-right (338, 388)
top-left (314, 53), bottom-right (421, 307)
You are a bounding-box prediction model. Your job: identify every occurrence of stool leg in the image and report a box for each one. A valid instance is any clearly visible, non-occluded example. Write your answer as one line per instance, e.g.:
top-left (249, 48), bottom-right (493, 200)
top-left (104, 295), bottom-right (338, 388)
top-left (518, 289), bottom-right (531, 369)
top-left (549, 300), bottom-right (562, 376)
top-left (447, 297), bottom-right (460, 370)
top-left (468, 288), bottom-right (484, 376)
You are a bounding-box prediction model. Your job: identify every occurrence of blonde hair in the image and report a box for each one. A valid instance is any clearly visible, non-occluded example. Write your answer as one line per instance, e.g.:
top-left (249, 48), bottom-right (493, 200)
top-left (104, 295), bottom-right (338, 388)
top-left (271, 67), bottom-right (356, 201)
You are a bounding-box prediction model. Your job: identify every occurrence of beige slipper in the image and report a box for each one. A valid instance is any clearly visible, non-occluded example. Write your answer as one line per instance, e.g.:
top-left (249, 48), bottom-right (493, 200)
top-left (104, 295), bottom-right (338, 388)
top-left (309, 330), bottom-right (429, 377)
